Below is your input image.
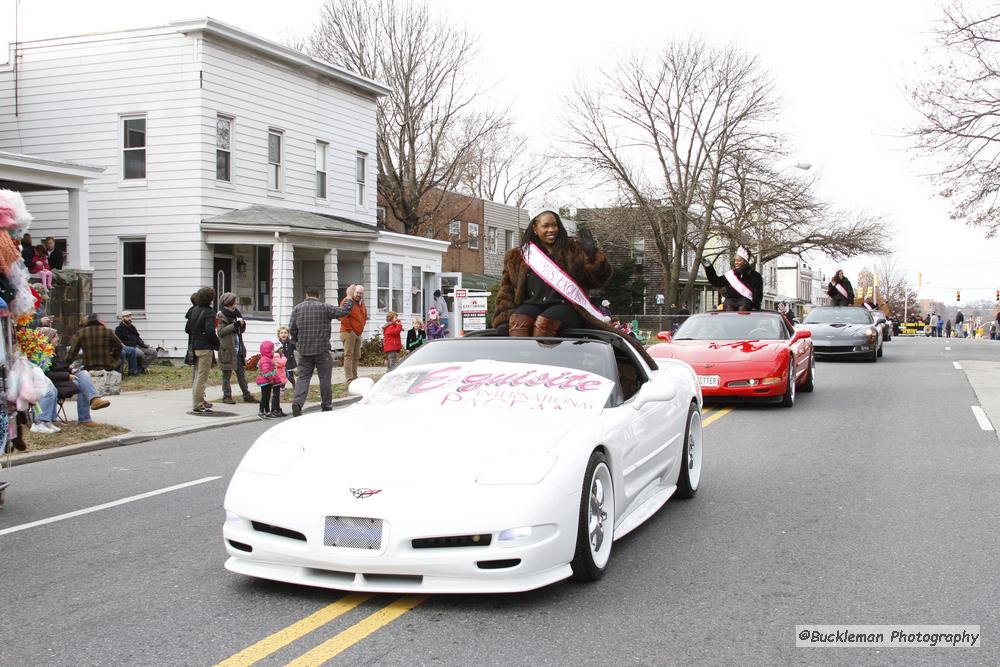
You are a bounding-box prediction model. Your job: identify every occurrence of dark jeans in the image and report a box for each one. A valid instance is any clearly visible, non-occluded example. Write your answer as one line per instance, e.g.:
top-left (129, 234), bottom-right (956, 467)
top-left (222, 356), bottom-right (252, 399)
top-left (259, 383), bottom-right (281, 414)
top-left (292, 350), bottom-right (334, 410)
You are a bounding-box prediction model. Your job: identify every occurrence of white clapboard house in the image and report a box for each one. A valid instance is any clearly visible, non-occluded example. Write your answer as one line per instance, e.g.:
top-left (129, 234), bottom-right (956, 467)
top-left (0, 18), bottom-right (448, 357)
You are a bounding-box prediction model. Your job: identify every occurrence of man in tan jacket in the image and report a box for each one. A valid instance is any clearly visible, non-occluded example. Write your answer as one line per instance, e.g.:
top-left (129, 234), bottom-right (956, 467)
top-left (339, 284), bottom-right (368, 383)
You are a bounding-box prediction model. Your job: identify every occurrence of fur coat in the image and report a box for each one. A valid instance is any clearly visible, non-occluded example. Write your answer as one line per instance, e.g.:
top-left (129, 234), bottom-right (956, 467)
top-left (493, 241), bottom-right (658, 367)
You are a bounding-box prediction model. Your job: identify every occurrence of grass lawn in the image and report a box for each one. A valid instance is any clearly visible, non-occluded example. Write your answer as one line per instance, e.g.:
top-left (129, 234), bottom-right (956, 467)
top-left (22, 421), bottom-right (129, 451)
top-left (121, 364), bottom-right (261, 392)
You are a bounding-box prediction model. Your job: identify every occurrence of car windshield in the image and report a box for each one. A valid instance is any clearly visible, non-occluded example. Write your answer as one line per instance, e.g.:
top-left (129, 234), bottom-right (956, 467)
top-left (396, 338), bottom-right (618, 380)
top-left (673, 313), bottom-right (788, 340)
top-left (365, 339), bottom-right (619, 413)
top-left (803, 307), bottom-right (874, 324)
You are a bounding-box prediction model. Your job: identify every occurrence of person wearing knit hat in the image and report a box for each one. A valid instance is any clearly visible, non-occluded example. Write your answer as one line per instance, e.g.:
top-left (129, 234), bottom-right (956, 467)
top-left (115, 310), bottom-right (158, 375)
top-left (217, 291), bottom-right (255, 404)
top-left (700, 246), bottom-right (764, 311)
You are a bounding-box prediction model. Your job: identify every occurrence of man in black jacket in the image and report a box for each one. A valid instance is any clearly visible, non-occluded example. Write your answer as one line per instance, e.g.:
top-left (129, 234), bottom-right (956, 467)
top-left (45, 237), bottom-right (64, 270)
top-left (701, 247), bottom-right (764, 311)
top-left (115, 310), bottom-right (157, 374)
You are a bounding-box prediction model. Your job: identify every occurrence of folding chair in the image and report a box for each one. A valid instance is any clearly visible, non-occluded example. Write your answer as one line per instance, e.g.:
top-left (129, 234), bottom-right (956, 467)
top-left (56, 398), bottom-right (69, 424)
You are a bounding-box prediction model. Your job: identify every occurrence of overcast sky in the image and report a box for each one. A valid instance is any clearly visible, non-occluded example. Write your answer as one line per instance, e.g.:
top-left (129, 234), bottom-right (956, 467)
top-left (3, 0), bottom-right (997, 306)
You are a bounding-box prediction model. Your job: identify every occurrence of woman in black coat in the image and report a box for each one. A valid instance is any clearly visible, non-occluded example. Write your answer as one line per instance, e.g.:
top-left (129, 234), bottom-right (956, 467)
top-left (185, 287), bottom-right (218, 412)
top-left (827, 270), bottom-right (855, 306)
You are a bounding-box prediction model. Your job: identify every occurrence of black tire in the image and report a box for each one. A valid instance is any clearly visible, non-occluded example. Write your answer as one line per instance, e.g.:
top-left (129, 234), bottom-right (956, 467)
top-left (676, 402), bottom-right (702, 499)
top-left (571, 451), bottom-right (614, 582)
top-left (780, 357), bottom-right (795, 407)
top-left (877, 342), bottom-right (884, 358)
top-left (800, 353), bottom-right (815, 392)
top-left (868, 346), bottom-right (878, 362)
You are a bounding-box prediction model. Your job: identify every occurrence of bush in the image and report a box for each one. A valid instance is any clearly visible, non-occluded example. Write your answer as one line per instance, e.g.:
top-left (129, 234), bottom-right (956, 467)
top-left (359, 333), bottom-right (386, 366)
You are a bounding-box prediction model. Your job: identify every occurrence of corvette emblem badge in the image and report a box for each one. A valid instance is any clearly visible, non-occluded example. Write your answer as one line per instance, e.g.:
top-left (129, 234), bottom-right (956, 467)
top-left (350, 488), bottom-right (382, 499)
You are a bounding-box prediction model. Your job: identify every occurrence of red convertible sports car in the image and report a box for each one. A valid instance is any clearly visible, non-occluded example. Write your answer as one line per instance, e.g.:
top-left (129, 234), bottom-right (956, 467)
top-left (647, 311), bottom-right (814, 407)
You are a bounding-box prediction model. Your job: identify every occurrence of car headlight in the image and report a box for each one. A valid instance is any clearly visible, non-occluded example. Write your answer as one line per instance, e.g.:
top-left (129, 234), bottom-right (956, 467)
top-left (864, 328), bottom-right (877, 339)
top-left (238, 434), bottom-right (304, 476)
top-left (477, 453), bottom-right (557, 485)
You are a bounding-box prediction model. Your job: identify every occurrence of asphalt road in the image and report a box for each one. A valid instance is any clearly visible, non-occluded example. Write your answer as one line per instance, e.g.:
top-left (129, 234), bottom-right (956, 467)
top-left (2, 336), bottom-right (999, 666)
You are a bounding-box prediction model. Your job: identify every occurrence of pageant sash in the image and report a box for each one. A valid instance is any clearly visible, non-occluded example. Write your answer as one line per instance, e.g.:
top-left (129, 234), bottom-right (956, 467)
top-left (864, 302), bottom-right (874, 311)
top-left (835, 282), bottom-right (849, 299)
top-left (723, 270), bottom-right (754, 302)
top-left (522, 242), bottom-right (609, 322)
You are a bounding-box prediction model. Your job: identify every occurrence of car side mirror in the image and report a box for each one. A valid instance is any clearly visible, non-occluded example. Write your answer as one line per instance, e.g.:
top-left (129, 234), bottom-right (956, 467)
top-left (792, 328), bottom-right (811, 342)
top-left (632, 378), bottom-right (677, 410)
top-left (656, 331), bottom-right (673, 342)
top-left (348, 377), bottom-right (375, 397)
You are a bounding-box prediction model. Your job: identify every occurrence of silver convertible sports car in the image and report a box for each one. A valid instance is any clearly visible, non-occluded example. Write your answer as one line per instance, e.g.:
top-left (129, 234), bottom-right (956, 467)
top-left (223, 329), bottom-right (705, 593)
top-left (800, 306), bottom-right (883, 361)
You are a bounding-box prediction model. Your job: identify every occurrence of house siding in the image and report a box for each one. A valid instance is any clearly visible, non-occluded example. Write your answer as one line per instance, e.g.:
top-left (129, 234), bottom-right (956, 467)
top-left (482, 200), bottom-right (527, 279)
top-left (0, 24), bottom-right (392, 357)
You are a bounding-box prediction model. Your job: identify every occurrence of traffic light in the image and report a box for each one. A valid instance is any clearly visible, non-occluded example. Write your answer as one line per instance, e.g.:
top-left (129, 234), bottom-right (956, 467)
top-left (956, 289), bottom-right (961, 302)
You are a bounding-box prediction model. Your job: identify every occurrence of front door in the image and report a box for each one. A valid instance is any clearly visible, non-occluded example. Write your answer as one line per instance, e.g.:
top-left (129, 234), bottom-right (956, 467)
top-left (213, 256), bottom-right (233, 311)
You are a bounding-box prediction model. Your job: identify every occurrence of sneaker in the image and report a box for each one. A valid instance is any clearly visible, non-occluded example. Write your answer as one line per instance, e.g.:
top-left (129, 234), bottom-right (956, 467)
top-left (243, 395), bottom-right (257, 403)
top-left (30, 423), bottom-right (55, 434)
top-left (291, 403), bottom-right (302, 417)
top-left (203, 401), bottom-right (213, 408)
top-left (90, 397), bottom-right (111, 410)
top-left (268, 410), bottom-right (284, 418)
top-left (257, 411), bottom-right (272, 420)
top-left (222, 396), bottom-right (237, 405)
top-left (45, 422), bottom-right (61, 433)
top-left (192, 405), bottom-right (212, 414)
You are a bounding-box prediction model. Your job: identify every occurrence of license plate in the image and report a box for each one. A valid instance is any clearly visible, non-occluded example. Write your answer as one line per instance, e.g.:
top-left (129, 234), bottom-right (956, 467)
top-left (324, 516), bottom-right (383, 550)
top-left (697, 375), bottom-right (720, 388)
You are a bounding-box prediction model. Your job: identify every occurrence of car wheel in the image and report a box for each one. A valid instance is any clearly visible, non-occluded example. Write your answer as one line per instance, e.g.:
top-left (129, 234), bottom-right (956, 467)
top-left (877, 342), bottom-right (883, 357)
top-left (571, 450), bottom-right (615, 582)
top-left (800, 353), bottom-right (815, 392)
top-left (780, 357), bottom-right (795, 407)
top-left (676, 402), bottom-right (703, 499)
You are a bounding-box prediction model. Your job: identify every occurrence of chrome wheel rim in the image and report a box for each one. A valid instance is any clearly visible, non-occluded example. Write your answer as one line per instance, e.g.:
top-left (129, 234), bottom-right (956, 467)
top-left (588, 462), bottom-right (614, 568)
top-left (687, 410), bottom-right (703, 490)
top-left (788, 360), bottom-right (796, 401)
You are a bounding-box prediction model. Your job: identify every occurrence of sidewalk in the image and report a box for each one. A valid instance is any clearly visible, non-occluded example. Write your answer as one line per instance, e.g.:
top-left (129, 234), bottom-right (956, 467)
top-left (6, 366), bottom-right (384, 466)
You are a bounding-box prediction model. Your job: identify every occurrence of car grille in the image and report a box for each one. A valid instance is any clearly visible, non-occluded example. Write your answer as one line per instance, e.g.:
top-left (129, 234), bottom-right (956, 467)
top-left (251, 521), bottom-right (306, 542)
top-left (324, 516), bottom-right (384, 550)
top-left (412, 534), bottom-right (492, 549)
top-left (816, 345), bottom-right (859, 353)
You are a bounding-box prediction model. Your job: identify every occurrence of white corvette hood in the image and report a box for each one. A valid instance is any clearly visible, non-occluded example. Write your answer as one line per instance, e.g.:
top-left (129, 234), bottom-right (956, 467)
top-left (238, 405), bottom-right (594, 487)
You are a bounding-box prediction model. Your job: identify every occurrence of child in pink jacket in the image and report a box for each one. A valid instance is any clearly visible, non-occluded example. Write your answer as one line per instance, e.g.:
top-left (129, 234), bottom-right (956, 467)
top-left (255, 340), bottom-right (282, 419)
top-left (272, 346), bottom-right (288, 417)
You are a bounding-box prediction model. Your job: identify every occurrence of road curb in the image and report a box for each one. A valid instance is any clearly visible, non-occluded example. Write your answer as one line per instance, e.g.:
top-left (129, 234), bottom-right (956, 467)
top-left (5, 395), bottom-right (363, 467)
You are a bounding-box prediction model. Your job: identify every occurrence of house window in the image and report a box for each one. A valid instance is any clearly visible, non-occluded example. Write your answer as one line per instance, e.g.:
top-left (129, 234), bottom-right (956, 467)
top-left (448, 220), bottom-right (461, 238)
top-left (216, 115), bottom-right (233, 182)
top-left (423, 225), bottom-right (435, 239)
top-left (468, 223), bottom-right (479, 250)
top-left (377, 261), bottom-right (404, 312)
top-left (122, 116), bottom-right (146, 180)
top-left (411, 266), bottom-right (423, 314)
top-left (356, 152), bottom-right (367, 206)
top-left (255, 246), bottom-right (273, 313)
top-left (315, 141), bottom-right (328, 198)
top-left (505, 229), bottom-right (515, 252)
top-left (121, 239), bottom-right (146, 311)
top-left (268, 129), bottom-right (283, 190)
top-left (487, 226), bottom-right (498, 253)
top-left (631, 239), bottom-right (645, 265)
top-left (376, 206), bottom-right (386, 227)
top-left (392, 263), bottom-right (404, 313)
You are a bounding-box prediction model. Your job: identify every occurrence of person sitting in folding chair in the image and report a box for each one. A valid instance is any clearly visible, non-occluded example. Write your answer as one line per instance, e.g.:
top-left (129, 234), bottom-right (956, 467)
top-left (38, 327), bottom-right (110, 427)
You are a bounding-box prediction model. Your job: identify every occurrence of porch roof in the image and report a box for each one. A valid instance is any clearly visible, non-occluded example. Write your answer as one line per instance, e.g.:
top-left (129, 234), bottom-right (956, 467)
top-left (202, 205), bottom-right (378, 239)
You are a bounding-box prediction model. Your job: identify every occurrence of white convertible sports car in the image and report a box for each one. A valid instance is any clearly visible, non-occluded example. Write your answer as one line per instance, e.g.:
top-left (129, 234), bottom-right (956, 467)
top-left (223, 329), bottom-right (704, 593)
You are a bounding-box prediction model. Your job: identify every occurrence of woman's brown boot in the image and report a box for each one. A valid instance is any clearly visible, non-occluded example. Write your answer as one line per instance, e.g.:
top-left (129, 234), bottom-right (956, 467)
top-left (507, 313), bottom-right (536, 336)
top-left (532, 315), bottom-right (562, 337)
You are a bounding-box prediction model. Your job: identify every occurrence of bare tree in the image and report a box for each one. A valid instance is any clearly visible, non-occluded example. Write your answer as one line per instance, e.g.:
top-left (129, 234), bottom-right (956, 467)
top-left (714, 151), bottom-right (890, 266)
top-left (562, 39), bottom-right (781, 306)
top-left (909, 1), bottom-right (1000, 235)
top-left (307, 0), bottom-right (508, 236)
top-left (854, 255), bottom-right (919, 319)
top-left (459, 126), bottom-right (569, 210)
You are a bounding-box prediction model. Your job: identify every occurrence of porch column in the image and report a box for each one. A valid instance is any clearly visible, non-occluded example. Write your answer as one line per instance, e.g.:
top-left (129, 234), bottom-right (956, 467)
top-left (324, 249), bottom-right (339, 304)
top-left (67, 188), bottom-right (92, 270)
top-left (272, 235), bottom-right (294, 325)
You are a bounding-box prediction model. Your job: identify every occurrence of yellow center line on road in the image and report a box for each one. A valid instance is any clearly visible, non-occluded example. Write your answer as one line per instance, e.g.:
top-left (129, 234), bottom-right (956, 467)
top-left (702, 406), bottom-right (732, 427)
top-left (285, 595), bottom-right (427, 666)
top-left (215, 593), bottom-right (373, 667)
